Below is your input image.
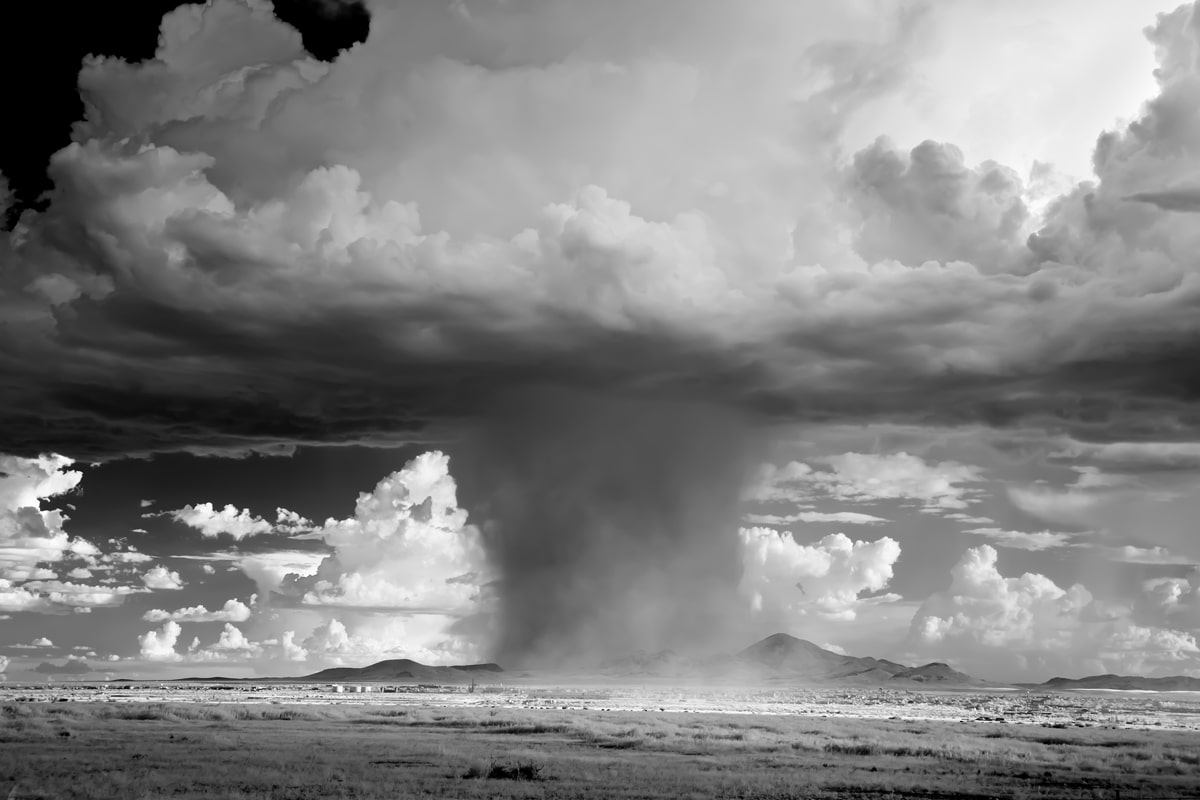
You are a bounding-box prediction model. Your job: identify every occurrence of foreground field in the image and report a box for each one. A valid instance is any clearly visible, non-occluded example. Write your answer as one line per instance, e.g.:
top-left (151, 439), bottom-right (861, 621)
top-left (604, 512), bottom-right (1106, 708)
top-left (3, 702), bottom-right (1199, 799)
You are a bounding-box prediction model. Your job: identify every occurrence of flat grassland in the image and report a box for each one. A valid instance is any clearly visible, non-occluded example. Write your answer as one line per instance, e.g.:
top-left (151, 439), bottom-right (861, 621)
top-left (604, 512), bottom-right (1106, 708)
top-left (2, 702), bottom-right (1199, 799)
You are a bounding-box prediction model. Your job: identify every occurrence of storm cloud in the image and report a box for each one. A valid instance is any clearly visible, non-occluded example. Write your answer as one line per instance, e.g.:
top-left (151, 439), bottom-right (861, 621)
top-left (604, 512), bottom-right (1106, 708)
top-left (6, 0), bottom-right (1200, 670)
top-left (8, 0), bottom-right (1200, 462)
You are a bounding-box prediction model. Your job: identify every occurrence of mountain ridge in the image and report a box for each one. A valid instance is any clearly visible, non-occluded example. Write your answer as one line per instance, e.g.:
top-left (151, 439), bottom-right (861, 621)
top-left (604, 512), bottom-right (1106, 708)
top-left (108, 634), bottom-right (1199, 689)
top-left (1028, 674), bottom-right (1200, 691)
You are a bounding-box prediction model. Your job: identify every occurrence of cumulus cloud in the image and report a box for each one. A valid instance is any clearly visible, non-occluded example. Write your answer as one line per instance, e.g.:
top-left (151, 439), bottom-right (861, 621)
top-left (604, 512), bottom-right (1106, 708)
top-left (910, 545), bottom-right (1200, 679)
top-left (139, 620), bottom-right (183, 661)
top-left (0, 455), bottom-right (154, 613)
top-left (911, 545), bottom-right (1092, 655)
top-left (283, 451), bottom-right (485, 613)
top-left (739, 529), bottom-right (901, 621)
top-left (142, 565), bottom-right (185, 591)
top-left (845, 137), bottom-right (1030, 269)
top-left (1144, 570), bottom-right (1200, 622)
top-left (31, 637), bottom-right (52, 647)
top-left (160, 503), bottom-right (272, 540)
top-left (100, 548), bottom-right (153, 566)
top-left (268, 630), bottom-right (308, 663)
top-left (142, 597), bottom-right (254, 623)
top-left (164, 452), bottom-right (486, 666)
top-left (0, 455), bottom-right (87, 582)
top-left (300, 616), bottom-right (474, 665)
top-left (1, 578), bottom-right (144, 615)
top-left (138, 617), bottom-right (310, 666)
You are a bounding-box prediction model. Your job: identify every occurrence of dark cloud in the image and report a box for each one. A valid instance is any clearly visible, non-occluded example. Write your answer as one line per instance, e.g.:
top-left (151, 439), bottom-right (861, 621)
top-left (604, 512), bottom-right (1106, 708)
top-left (845, 137), bottom-right (1030, 270)
top-left (1125, 187), bottom-right (1200, 211)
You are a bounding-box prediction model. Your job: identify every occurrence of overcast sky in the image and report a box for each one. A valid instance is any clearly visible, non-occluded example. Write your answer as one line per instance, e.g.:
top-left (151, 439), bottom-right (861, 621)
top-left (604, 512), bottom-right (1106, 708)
top-left (3, 0), bottom-right (1200, 683)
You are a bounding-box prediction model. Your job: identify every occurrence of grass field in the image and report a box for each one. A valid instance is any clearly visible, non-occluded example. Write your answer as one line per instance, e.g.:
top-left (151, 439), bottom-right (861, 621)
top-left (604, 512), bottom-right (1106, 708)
top-left (2, 702), bottom-right (1199, 799)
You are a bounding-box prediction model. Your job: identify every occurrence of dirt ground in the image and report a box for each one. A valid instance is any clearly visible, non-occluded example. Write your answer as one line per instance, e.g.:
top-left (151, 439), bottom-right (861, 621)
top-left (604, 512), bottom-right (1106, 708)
top-left (3, 702), bottom-right (1199, 799)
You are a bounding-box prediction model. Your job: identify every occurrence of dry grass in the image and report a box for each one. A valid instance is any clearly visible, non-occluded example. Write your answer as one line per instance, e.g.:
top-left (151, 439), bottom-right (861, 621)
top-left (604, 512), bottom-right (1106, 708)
top-left (1, 701), bottom-right (1198, 798)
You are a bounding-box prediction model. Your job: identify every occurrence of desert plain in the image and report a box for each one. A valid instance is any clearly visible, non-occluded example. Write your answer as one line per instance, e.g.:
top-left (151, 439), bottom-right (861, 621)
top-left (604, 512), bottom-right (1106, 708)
top-left (3, 681), bottom-right (1200, 800)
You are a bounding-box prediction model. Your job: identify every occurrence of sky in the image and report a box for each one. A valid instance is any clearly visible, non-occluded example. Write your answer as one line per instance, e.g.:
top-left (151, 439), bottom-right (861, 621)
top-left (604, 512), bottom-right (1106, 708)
top-left (3, 0), bottom-right (1200, 683)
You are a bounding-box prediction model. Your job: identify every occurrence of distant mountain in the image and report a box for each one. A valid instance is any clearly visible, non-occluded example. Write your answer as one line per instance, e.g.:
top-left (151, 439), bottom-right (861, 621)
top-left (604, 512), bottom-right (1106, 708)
top-left (101, 640), bottom-right (1200, 689)
top-left (302, 660), bottom-right (502, 683)
top-left (1036, 674), bottom-right (1200, 691)
top-left (119, 635), bottom-right (996, 687)
top-left (159, 660), bottom-right (502, 684)
top-left (892, 662), bottom-right (975, 684)
top-left (721, 633), bottom-right (984, 686)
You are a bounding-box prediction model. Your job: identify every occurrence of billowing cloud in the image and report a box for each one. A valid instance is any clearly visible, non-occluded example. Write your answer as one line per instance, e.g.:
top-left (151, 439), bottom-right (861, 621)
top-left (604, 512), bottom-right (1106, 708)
top-left (0, 455), bottom-right (154, 613)
top-left (845, 137), bottom-right (1029, 269)
top-left (0, 0), bottom-right (938, 460)
top-left (912, 545), bottom-right (1092, 654)
top-left (1144, 570), bottom-right (1200, 622)
top-left (161, 503), bottom-right (272, 540)
top-left (909, 545), bottom-right (1200, 679)
top-left (283, 451), bottom-right (484, 612)
top-left (300, 615), bottom-right (474, 666)
top-left (739, 529), bottom-right (902, 621)
top-left (9, 0), bottom-right (1200, 464)
top-left (0, 455), bottom-right (88, 582)
top-left (139, 620), bottom-right (183, 661)
top-left (162, 452), bottom-right (487, 666)
top-left (141, 565), bottom-right (185, 591)
top-left (1, 578), bottom-right (145, 615)
top-left (142, 597), bottom-right (254, 623)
